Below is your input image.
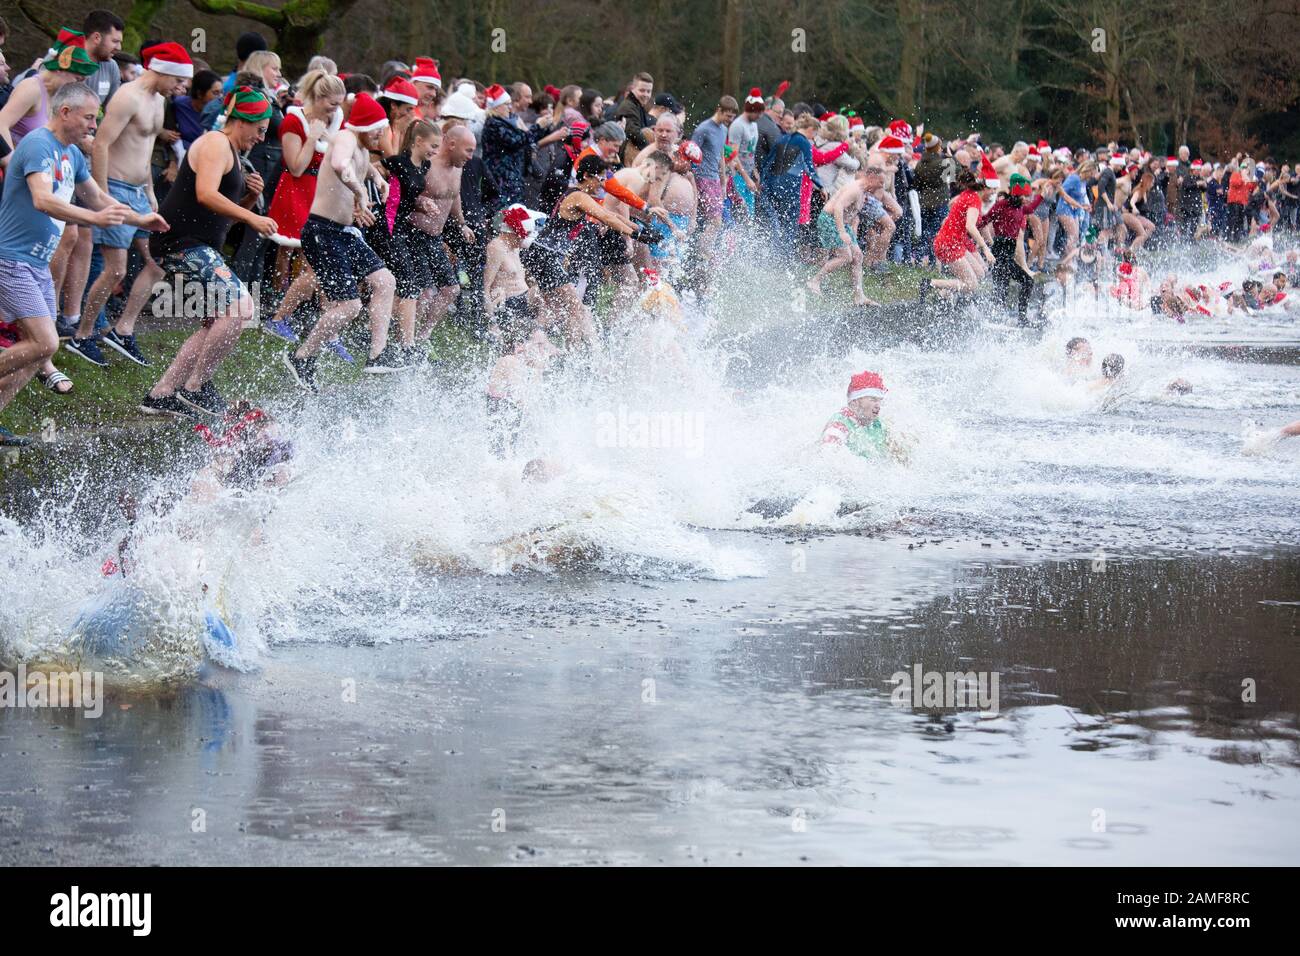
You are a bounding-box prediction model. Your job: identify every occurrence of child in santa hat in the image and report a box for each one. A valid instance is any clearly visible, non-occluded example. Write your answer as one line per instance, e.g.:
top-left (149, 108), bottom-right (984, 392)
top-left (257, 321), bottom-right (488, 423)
top-left (485, 204), bottom-right (543, 343)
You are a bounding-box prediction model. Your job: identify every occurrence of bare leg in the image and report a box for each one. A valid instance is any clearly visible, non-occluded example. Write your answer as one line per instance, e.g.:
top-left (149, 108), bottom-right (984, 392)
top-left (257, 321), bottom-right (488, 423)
top-left (271, 263), bottom-right (318, 322)
top-left (0, 317), bottom-right (59, 412)
top-left (78, 246), bottom-right (130, 339)
top-left (298, 299), bottom-right (362, 358)
top-left (61, 227), bottom-right (95, 324)
top-left (415, 284), bottom-right (457, 341)
top-left (363, 269), bottom-right (397, 359)
top-left (396, 298), bottom-right (418, 346)
top-left (150, 294), bottom-right (256, 397)
top-left (114, 240), bottom-right (166, 336)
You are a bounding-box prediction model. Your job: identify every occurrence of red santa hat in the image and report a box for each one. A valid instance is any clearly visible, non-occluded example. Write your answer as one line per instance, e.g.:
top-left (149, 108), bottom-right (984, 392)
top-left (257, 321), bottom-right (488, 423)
top-left (381, 77), bottom-right (419, 106)
top-left (848, 115), bottom-right (863, 129)
top-left (847, 370), bottom-right (888, 401)
top-left (677, 140), bottom-right (703, 165)
top-left (485, 83), bottom-right (511, 110)
top-left (1191, 158), bottom-right (1204, 168)
top-left (411, 57), bottom-right (441, 88)
top-left (1166, 156), bottom-right (1177, 165)
top-left (345, 93), bottom-right (389, 133)
top-left (499, 203), bottom-right (544, 240)
top-left (745, 87), bottom-right (764, 107)
top-left (545, 84), bottom-right (562, 101)
top-left (141, 41), bottom-right (193, 78)
top-left (888, 119), bottom-right (913, 140)
top-left (875, 135), bottom-right (908, 155)
top-left (980, 153), bottom-right (1000, 188)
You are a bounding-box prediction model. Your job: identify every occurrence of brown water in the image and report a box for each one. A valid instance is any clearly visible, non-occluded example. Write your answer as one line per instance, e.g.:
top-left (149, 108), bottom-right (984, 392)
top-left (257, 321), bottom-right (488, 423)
top-left (3, 536), bottom-right (1297, 865)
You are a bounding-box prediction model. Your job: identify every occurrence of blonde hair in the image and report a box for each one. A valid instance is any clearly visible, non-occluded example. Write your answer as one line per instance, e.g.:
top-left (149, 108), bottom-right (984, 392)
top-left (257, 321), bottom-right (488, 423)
top-left (298, 69), bottom-right (345, 107)
top-left (244, 50), bottom-right (281, 87)
top-left (823, 114), bottom-right (849, 142)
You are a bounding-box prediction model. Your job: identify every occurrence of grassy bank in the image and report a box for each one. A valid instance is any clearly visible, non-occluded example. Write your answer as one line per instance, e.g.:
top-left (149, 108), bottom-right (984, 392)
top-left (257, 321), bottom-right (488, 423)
top-left (1, 319), bottom-right (487, 441)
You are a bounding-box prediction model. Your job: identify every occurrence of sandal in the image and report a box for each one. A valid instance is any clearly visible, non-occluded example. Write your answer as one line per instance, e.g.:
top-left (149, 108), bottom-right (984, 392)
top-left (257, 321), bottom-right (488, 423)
top-left (38, 369), bottom-right (74, 395)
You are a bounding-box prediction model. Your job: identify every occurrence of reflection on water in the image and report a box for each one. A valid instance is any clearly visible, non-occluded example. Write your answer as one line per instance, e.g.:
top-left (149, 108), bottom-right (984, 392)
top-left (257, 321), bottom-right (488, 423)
top-left (3, 543), bottom-right (1297, 865)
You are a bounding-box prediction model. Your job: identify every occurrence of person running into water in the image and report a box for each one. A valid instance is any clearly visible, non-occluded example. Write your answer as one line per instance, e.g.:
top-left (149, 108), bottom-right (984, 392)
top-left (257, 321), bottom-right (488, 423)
top-left (520, 153), bottom-right (653, 346)
top-left (69, 42), bottom-right (194, 370)
top-left (978, 172), bottom-right (1041, 324)
top-left (807, 165), bottom-right (884, 307)
top-left (141, 86), bottom-right (276, 418)
top-left (921, 165), bottom-right (995, 303)
top-left (381, 118), bottom-right (441, 359)
top-left (282, 92), bottom-right (403, 387)
top-left (484, 203), bottom-right (540, 343)
top-left (260, 69), bottom-right (346, 342)
top-left (820, 370), bottom-right (909, 463)
top-left (485, 325), bottom-right (560, 457)
top-left (407, 123), bottom-right (477, 351)
top-left (0, 82), bottom-right (165, 445)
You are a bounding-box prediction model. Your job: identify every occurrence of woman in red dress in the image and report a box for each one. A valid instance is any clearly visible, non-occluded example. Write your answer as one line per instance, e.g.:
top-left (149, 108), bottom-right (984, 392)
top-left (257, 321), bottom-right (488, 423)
top-left (927, 166), bottom-right (996, 298)
top-left (264, 70), bottom-right (345, 339)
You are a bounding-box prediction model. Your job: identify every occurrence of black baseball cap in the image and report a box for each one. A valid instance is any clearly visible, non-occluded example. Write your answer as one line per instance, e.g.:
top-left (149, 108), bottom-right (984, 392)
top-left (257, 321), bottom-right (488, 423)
top-left (654, 92), bottom-right (683, 113)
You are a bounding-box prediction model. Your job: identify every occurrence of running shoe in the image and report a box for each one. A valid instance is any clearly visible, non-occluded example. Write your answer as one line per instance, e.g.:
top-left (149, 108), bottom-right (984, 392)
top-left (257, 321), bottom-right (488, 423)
top-left (401, 345), bottom-right (428, 367)
top-left (196, 380), bottom-right (228, 415)
top-left (176, 385), bottom-right (224, 419)
top-left (0, 425), bottom-right (33, 447)
top-left (102, 329), bottom-right (151, 367)
top-left (64, 336), bottom-right (109, 368)
top-left (324, 338), bottom-right (355, 363)
top-left (363, 343), bottom-right (410, 374)
top-left (139, 392), bottom-right (195, 419)
top-left (282, 350), bottom-right (318, 390)
top-left (262, 318), bottom-right (299, 343)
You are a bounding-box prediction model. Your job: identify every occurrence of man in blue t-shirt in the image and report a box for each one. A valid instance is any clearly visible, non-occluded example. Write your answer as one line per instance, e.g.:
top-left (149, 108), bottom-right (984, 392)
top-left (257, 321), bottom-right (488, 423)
top-left (0, 82), bottom-right (166, 445)
top-left (690, 95), bottom-right (737, 281)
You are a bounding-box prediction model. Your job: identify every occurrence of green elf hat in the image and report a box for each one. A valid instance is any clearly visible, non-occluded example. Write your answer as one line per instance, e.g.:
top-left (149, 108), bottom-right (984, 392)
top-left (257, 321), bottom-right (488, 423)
top-left (1009, 173), bottom-right (1032, 196)
top-left (44, 30), bottom-right (99, 77)
top-left (223, 86), bottom-right (273, 123)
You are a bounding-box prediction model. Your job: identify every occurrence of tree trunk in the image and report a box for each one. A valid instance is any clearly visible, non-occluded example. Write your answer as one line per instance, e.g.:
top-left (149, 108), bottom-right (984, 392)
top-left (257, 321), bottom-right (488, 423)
top-left (896, 0), bottom-right (924, 120)
top-left (123, 0), bottom-right (175, 53)
top-left (721, 0), bottom-right (742, 96)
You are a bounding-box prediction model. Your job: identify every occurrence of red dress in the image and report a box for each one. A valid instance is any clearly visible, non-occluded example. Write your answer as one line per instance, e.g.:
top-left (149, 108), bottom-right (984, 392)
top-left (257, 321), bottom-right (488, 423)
top-left (933, 189), bottom-right (982, 264)
top-left (267, 111), bottom-right (324, 240)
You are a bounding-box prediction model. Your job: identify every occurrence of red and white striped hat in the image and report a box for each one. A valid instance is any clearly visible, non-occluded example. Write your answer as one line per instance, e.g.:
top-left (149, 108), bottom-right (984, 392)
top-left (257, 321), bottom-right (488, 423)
top-left (141, 40), bottom-right (193, 78)
top-left (381, 77), bottom-right (419, 106)
top-left (847, 370), bottom-right (888, 401)
top-left (411, 57), bottom-right (441, 88)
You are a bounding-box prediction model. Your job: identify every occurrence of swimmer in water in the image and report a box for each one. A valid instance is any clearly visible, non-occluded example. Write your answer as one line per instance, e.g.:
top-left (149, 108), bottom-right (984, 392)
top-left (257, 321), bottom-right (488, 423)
top-left (1086, 352), bottom-right (1192, 396)
top-left (820, 370), bottom-right (912, 463)
top-left (1063, 336), bottom-right (1094, 380)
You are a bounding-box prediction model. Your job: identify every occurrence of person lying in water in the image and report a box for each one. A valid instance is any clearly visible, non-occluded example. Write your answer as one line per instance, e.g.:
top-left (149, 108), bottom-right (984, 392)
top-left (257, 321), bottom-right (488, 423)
top-left (820, 370), bottom-right (912, 463)
top-left (1086, 352), bottom-right (1192, 396)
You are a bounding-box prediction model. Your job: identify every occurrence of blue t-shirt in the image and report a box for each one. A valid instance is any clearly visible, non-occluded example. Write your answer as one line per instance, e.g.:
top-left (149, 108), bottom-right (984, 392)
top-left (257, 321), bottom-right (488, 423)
top-left (1057, 173), bottom-right (1086, 216)
top-left (0, 127), bottom-right (90, 266)
top-left (691, 118), bottom-right (728, 182)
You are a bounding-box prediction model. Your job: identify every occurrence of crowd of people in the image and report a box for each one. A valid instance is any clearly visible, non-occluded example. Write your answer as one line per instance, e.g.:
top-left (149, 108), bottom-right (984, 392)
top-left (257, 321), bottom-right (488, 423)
top-left (0, 13), bottom-right (1298, 452)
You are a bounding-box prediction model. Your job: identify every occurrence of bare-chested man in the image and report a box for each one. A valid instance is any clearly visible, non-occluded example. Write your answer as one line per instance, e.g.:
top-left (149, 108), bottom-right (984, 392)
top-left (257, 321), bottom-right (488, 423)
top-left (601, 150), bottom-right (677, 306)
top-left (408, 123), bottom-right (476, 343)
top-left (634, 141), bottom-right (698, 274)
top-left (633, 113), bottom-right (681, 171)
top-left (283, 92), bottom-right (400, 388)
top-left (484, 204), bottom-right (536, 338)
top-left (808, 167), bottom-right (883, 307)
top-left (864, 142), bottom-right (906, 267)
top-left (67, 42), bottom-right (193, 369)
